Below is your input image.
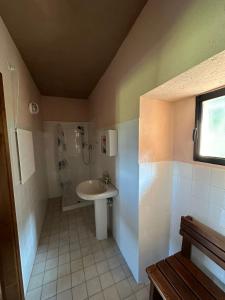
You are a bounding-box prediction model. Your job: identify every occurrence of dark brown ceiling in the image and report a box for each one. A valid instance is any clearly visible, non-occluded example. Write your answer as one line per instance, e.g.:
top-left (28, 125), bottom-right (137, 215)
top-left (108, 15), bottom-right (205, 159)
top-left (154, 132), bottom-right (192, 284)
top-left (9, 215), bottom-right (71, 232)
top-left (0, 0), bottom-right (147, 98)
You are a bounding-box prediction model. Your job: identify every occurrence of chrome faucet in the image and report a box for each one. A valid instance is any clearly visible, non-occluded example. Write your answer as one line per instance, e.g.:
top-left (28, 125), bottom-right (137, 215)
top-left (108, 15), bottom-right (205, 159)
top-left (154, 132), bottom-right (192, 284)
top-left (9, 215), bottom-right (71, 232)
top-left (102, 172), bottom-right (111, 185)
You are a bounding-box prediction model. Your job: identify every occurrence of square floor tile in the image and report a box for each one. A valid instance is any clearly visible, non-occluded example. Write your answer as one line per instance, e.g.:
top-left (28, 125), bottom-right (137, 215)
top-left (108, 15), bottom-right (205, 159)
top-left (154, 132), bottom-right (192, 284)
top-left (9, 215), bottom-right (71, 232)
top-left (103, 286), bottom-right (120, 300)
top-left (111, 266), bottom-right (126, 283)
top-left (104, 248), bottom-right (117, 259)
top-left (28, 273), bottom-right (44, 291)
top-left (32, 262), bottom-right (45, 276)
top-left (108, 256), bottom-right (120, 270)
top-left (72, 283), bottom-right (87, 300)
top-left (41, 281), bottom-right (57, 300)
top-left (35, 252), bottom-right (47, 264)
top-left (26, 287), bottom-right (42, 300)
top-left (43, 268), bottom-right (58, 284)
top-left (49, 242), bottom-right (59, 250)
top-left (37, 245), bottom-right (48, 254)
top-left (46, 258), bottom-right (58, 271)
top-left (59, 245), bottom-right (70, 255)
top-left (122, 264), bottom-right (132, 277)
top-left (47, 248), bottom-right (59, 260)
top-left (116, 279), bottom-right (132, 299)
top-left (71, 259), bottom-right (83, 272)
top-left (125, 295), bottom-right (136, 300)
top-left (89, 291), bottom-right (104, 300)
top-left (99, 271), bottom-right (114, 289)
top-left (27, 204), bottom-right (142, 300)
top-left (84, 265), bottom-right (98, 281)
top-left (81, 246), bottom-right (91, 256)
top-left (58, 263), bottom-right (71, 278)
top-left (57, 274), bottom-right (72, 293)
top-left (96, 261), bottom-right (109, 275)
top-left (128, 276), bottom-right (144, 292)
top-left (86, 277), bottom-right (101, 296)
top-left (83, 254), bottom-right (95, 267)
top-left (56, 289), bottom-right (73, 300)
top-left (70, 250), bottom-right (81, 261)
top-left (70, 242), bottom-right (80, 251)
top-left (135, 288), bottom-right (149, 300)
top-left (92, 244), bottom-right (102, 253)
top-left (72, 270), bottom-right (85, 287)
top-left (94, 251), bottom-right (105, 263)
top-left (59, 253), bottom-right (70, 266)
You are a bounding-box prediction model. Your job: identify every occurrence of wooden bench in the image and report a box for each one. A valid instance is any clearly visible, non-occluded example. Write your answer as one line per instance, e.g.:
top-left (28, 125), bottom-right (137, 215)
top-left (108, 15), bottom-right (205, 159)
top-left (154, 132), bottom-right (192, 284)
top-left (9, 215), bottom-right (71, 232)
top-left (146, 216), bottom-right (225, 299)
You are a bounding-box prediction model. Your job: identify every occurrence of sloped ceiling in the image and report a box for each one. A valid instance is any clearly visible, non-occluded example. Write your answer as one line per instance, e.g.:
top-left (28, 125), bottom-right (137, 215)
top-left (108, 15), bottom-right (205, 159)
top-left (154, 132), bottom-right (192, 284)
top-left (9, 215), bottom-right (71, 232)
top-left (0, 0), bottom-right (147, 98)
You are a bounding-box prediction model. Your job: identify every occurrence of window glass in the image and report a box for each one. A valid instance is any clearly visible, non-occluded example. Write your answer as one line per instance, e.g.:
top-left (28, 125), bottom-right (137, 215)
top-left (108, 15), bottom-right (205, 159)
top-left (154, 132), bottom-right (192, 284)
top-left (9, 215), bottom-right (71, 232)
top-left (200, 96), bottom-right (225, 158)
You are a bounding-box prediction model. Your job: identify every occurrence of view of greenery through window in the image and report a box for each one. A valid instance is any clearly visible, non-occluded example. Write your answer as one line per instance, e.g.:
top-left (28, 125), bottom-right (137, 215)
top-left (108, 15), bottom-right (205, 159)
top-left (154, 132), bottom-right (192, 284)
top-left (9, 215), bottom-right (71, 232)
top-left (200, 96), bottom-right (225, 158)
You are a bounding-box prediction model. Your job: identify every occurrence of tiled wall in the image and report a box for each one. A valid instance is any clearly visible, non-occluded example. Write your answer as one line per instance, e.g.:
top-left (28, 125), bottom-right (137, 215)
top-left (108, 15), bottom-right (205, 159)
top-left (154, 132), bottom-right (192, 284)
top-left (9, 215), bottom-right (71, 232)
top-left (138, 159), bottom-right (225, 288)
top-left (90, 119), bottom-right (140, 282)
top-left (12, 130), bottom-right (48, 290)
top-left (115, 120), bottom-right (139, 281)
top-left (170, 161), bottom-right (225, 288)
top-left (43, 122), bottom-right (62, 198)
top-left (43, 121), bottom-right (91, 199)
top-left (0, 18), bottom-right (48, 292)
top-left (139, 161), bottom-right (172, 282)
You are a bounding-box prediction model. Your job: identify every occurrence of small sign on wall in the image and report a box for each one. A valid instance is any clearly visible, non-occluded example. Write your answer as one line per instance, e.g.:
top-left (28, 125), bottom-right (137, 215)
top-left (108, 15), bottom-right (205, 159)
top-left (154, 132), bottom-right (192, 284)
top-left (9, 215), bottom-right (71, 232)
top-left (16, 129), bottom-right (36, 184)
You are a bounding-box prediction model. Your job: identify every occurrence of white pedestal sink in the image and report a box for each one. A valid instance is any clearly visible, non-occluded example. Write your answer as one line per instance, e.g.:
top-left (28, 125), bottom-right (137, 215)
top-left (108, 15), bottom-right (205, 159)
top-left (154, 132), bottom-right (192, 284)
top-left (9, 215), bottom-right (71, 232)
top-left (76, 180), bottom-right (118, 240)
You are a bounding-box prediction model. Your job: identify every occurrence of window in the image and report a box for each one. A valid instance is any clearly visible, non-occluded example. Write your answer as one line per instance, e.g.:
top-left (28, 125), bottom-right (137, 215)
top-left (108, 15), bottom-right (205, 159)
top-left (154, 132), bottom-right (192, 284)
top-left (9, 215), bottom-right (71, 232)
top-left (194, 88), bottom-right (225, 166)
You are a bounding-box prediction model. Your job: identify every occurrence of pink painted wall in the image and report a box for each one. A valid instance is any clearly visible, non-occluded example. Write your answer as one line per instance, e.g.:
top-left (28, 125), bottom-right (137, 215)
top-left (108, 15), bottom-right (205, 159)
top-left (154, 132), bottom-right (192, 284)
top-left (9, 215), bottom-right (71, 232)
top-left (173, 97), bottom-right (195, 162)
top-left (139, 98), bottom-right (173, 163)
top-left (140, 95), bottom-right (225, 168)
top-left (41, 96), bottom-right (89, 122)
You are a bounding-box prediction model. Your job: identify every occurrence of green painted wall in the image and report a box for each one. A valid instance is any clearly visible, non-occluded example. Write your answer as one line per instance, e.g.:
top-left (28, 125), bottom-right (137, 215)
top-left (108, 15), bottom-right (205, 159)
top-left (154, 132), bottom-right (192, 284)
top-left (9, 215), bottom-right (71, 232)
top-left (90, 0), bottom-right (225, 126)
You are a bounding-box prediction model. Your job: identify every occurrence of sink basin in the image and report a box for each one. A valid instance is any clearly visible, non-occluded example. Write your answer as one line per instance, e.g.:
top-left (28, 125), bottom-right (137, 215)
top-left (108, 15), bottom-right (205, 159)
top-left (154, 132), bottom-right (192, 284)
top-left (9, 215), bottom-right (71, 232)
top-left (76, 179), bottom-right (118, 201)
top-left (76, 179), bottom-right (118, 240)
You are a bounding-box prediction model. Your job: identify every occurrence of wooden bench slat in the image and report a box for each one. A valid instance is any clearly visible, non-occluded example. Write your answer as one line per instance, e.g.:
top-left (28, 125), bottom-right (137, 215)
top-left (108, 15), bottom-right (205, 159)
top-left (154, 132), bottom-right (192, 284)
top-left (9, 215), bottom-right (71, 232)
top-left (166, 255), bottom-right (215, 300)
top-left (157, 260), bottom-right (198, 300)
top-left (181, 231), bottom-right (225, 270)
top-left (146, 217), bottom-right (225, 300)
top-left (181, 217), bottom-right (225, 253)
top-left (175, 253), bottom-right (225, 300)
top-left (147, 265), bottom-right (180, 300)
top-left (180, 223), bottom-right (225, 263)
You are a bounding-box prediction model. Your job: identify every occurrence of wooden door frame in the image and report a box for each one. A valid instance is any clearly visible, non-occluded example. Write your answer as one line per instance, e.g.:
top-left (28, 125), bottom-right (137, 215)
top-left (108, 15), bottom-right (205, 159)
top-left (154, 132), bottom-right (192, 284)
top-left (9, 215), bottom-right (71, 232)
top-left (0, 73), bottom-right (24, 299)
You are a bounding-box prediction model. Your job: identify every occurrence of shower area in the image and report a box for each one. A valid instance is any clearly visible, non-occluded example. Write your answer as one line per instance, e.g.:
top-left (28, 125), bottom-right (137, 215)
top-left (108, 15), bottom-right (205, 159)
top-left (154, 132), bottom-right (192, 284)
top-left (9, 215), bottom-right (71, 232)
top-left (44, 121), bottom-right (93, 211)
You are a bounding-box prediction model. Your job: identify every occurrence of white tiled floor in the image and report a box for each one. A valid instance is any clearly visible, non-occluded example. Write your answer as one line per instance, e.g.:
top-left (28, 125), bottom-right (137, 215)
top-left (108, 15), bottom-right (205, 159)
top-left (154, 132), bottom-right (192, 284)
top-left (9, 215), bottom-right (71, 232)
top-left (26, 199), bottom-right (149, 300)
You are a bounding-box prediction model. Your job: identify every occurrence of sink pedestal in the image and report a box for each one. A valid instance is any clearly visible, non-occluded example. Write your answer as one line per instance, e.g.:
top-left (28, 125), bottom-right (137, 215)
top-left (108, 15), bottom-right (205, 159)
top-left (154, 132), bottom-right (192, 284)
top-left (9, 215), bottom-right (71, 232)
top-left (76, 179), bottom-right (118, 240)
top-left (94, 199), bottom-right (107, 240)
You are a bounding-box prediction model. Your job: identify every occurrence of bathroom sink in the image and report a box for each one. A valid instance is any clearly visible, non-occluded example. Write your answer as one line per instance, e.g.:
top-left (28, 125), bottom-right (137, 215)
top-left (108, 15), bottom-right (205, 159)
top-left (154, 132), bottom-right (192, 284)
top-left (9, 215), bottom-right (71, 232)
top-left (76, 179), bottom-right (118, 201)
top-left (76, 179), bottom-right (118, 240)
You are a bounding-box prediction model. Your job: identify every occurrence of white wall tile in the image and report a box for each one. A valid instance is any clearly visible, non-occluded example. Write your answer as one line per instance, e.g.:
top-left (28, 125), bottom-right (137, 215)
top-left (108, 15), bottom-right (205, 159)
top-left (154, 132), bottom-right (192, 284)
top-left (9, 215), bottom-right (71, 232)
top-left (192, 165), bottom-right (211, 184)
top-left (43, 121), bottom-right (91, 199)
top-left (90, 119), bottom-right (139, 282)
top-left (139, 161), bottom-right (172, 282)
top-left (13, 131), bottom-right (48, 291)
top-left (209, 187), bottom-right (225, 209)
top-left (115, 119), bottom-right (139, 281)
top-left (170, 161), bottom-right (225, 288)
top-left (211, 168), bottom-right (225, 189)
top-left (173, 161), bottom-right (192, 179)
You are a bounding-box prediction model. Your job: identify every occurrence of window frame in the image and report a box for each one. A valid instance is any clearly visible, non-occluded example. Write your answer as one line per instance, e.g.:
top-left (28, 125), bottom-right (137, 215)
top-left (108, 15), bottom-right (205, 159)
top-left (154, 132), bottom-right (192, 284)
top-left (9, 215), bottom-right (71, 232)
top-left (194, 87), bottom-right (225, 166)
